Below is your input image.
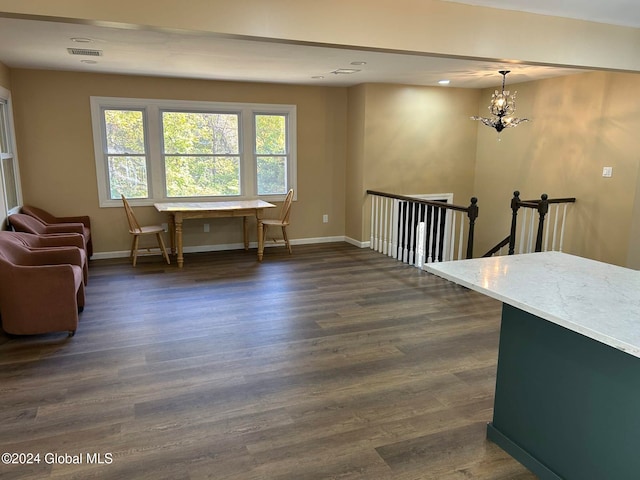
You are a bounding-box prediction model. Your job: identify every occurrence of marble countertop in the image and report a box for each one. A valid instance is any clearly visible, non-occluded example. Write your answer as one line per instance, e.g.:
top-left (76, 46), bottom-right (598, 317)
top-left (425, 251), bottom-right (640, 358)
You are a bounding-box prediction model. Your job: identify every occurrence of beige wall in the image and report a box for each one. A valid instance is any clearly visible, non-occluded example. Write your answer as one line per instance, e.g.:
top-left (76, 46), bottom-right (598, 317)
top-left (345, 85), bottom-right (366, 242)
top-left (1, 1), bottom-right (639, 72)
top-left (473, 71), bottom-right (640, 267)
top-left (0, 61), bottom-right (10, 89)
top-left (10, 69), bottom-right (347, 255)
top-left (346, 83), bottom-right (480, 243)
top-left (7, 66), bottom-right (640, 266)
top-left (628, 167), bottom-right (640, 268)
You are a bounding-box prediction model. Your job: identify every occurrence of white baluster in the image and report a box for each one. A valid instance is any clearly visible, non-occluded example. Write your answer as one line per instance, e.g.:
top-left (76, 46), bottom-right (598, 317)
top-left (402, 202), bottom-right (410, 263)
top-left (449, 211), bottom-right (457, 261)
top-left (519, 209), bottom-right (527, 254)
top-left (424, 205), bottom-right (435, 263)
top-left (391, 199), bottom-right (399, 258)
top-left (457, 213), bottom-right (464, 260)
top-left (433, 207), bottom-right (441, 262)
top-left (528, 208), bottom-right (535, 253)
top-left (559, 203), bottom-right (568, 252)
top-left (408, 202), bottom-right (416, 265)
top-left (378, 197), bottom-right (383, 253)
top-left (544, 204), bottom-right (553, 251)
top-left (381, 197), bottom-right (388, 254)
top-left (416, 221), bottom-right (426, 268)
top-left (370, 195), bottom-right (375, 250)
top-left (552, 204), bottom-right (559, 251)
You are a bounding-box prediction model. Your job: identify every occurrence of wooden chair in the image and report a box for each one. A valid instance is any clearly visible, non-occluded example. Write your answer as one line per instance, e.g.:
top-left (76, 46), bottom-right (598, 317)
top-left (262, 189), bottom-right (294, 254)
top-left (121, 195), bottom-right (170, 266)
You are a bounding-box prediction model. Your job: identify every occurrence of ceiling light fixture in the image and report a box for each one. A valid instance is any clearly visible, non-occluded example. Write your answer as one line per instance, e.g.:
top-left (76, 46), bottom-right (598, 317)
top-left (350, 61), bottom-right (367, 66)
top-left (471, 70), bottom-right (529, 133)
top-left (70, 37), bottom-right (93, 43)
top-left (331, 69), bottom-right (361, 75)
top-left (438, 79), bottom-right (450, 85)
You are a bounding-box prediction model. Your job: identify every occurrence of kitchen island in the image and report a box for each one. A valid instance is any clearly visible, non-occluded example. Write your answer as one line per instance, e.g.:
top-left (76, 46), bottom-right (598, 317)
top-left (425, 252), bottom-right (640, 480)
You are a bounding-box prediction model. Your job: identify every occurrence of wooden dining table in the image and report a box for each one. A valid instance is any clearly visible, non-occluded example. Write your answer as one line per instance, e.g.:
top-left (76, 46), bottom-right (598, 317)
top-left (154, 200), bottom-right (276, 268)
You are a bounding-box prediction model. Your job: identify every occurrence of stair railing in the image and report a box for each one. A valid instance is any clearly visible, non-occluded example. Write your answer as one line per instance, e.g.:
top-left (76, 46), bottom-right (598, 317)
top-left (484, 191), bottom-right (576, 257)
top-left (367, 190), bottom-right (478, 268)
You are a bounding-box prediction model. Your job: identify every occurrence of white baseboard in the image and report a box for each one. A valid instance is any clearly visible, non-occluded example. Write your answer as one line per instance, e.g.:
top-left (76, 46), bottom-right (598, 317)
top-left (91, 235), bottom-right (365, 260)
top-left (345, 236), bottom-right (370, 248)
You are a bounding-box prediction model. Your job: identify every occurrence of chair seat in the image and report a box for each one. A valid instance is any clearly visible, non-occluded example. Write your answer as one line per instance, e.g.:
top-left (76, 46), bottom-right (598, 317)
top-left (132, 225), bottom-right (165, 235)
top-left (262, 219), bottom-right (288, 226)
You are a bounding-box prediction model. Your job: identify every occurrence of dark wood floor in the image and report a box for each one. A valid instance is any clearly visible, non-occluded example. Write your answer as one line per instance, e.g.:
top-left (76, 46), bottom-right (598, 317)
top-left (0, 243), bottom-right (537, 480)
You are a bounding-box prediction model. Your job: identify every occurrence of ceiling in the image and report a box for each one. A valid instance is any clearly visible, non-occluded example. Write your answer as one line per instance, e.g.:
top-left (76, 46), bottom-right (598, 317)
top-left (0, 1), bottom-right (638, 89)
top-left (441, 0), bottom-right (640, 29)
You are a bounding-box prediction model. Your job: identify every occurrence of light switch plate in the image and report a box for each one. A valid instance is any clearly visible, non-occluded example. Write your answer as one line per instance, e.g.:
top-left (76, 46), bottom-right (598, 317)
top-left (602, 166), bottom-right (613, 177)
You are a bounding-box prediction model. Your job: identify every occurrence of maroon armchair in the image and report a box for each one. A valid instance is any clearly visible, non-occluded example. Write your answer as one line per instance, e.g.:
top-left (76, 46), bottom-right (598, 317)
top-left (8, 213), bottom-right (90, 259)
top-left (21, 206), bottom-right (93, 257)
top-left (5, 231), bottom-right (88, 285)
top-left (0, 234), bottom-right (85, 337)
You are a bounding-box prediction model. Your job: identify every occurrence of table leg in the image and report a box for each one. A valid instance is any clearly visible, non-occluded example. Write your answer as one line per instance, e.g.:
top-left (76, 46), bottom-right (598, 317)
top-left (243, 216), bottom-right (249, 250)
top-left (175, 214), bottom-right (184, 268)
top-left (257, 217), bottom-right (265, 261)
top-left (168, 213), bottom-right (176, 255)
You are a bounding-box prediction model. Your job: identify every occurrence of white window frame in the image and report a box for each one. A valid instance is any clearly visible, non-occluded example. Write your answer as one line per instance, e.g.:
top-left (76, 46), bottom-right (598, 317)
top-left (253, 112), bottom-right (293, 196)
top-left (0, 86), bottom-right (22, 219)
top-left (90, 97), bottom-right (297, 207)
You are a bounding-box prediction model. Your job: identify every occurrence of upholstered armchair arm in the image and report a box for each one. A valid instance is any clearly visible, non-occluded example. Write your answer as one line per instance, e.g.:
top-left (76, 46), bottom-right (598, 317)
top-left (54, 215), bottom-right (91, 229)
top-left (45, 222), bottom-right (85, 235)
top-left (35, 233), bottom-right (85, 250)
top-left (22, 246), bottom-right (83, 268)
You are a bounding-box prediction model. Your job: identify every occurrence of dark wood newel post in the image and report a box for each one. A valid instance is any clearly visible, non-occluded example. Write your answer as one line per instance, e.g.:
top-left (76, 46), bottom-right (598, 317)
top-left (508, 191), bottom-right (521, 255)
top-left (535, 193), bottom-right (549, 252)
top-left (466, 197), bottom-right (479, 259)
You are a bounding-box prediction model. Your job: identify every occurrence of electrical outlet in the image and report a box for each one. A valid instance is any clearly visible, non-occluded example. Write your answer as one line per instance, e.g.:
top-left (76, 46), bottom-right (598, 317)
top-left (204, 223), bottom-right (210, 232)
top-left (322, 214), bottom-right (329, 223)
top-left (161, 223), bottom-right (168, 232)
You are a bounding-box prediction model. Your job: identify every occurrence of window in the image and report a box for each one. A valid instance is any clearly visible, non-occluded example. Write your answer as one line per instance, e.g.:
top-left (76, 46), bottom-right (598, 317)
top-left (90, 97), bottom-right (296, 206)
top-left (255, 114), bottom-right (289, 195)
top-left (0, 88), bottom-right (21, 218)
top-left (162, 111), bottom-right (240, 197)
top-left (104, 109), bottom-right (148, 199)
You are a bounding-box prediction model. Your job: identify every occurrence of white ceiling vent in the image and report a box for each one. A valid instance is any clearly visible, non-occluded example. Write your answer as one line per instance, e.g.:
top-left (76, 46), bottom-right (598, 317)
top-left (67, 47), bottom-right (103, 57)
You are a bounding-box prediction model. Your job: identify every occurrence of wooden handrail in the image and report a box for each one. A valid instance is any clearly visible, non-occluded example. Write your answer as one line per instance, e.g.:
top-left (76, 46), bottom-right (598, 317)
top-left (366, 190), bottom-right (474, 213)
top-left (367, 190), bottom-right (479, 263)
top-left (522, 197), bottom-right (576, 205)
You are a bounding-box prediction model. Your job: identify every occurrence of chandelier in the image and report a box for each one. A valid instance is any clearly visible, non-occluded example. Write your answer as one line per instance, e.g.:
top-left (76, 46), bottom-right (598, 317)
top-left (471, 70), bottom-right (529, 133)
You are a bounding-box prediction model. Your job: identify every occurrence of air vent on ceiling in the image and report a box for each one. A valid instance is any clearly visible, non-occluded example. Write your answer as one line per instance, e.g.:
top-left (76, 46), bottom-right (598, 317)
top-left (67, 48), bottom-right (103, 57)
